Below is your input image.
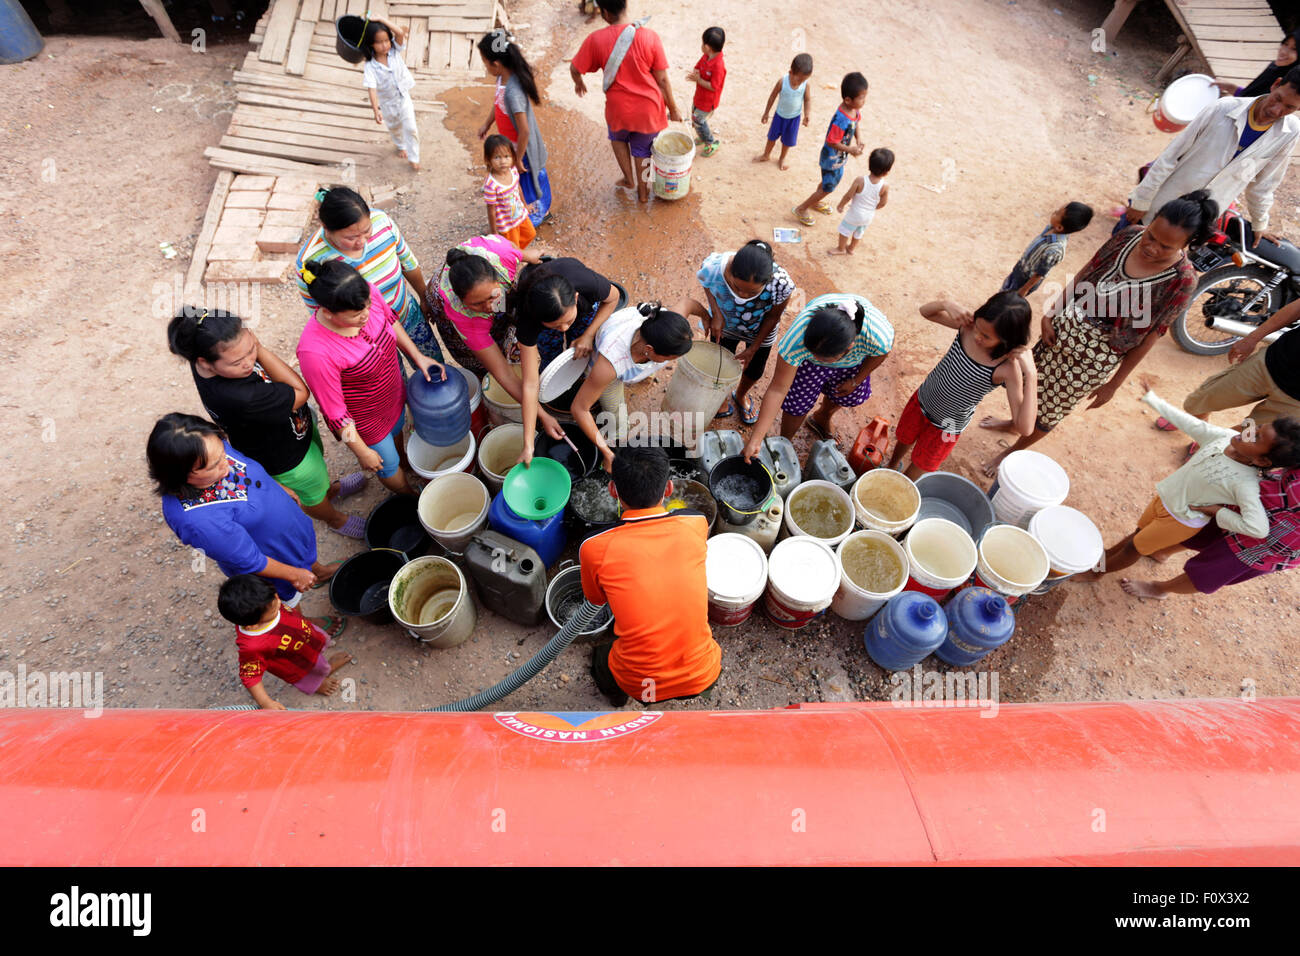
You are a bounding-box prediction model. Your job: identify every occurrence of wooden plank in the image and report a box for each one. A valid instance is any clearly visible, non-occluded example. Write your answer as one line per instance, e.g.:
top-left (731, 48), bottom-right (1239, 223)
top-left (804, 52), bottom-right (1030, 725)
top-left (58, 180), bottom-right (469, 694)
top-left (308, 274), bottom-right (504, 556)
top-left (450, 33), bottom-right (475, 71)
top-left (186, 170), bottom-right (234, 292)
top-left (319, 0), bottom-right (335, 19)
top-left (368, 0), bottom-right (391, 19)
top-left (206, 260), bottom-right (293, 284)
top-left (1187, 25), bottom-right (1286, 43)
top-left (286, 19), bottom-right (315, 75)
top-left (426, 17), bottom-right (492, 32)
top-left (234, 72), bottom-right (369, 108)
top-left (230, 115), bottom-right (387, 147)
top-left (236, 89), bottom-right (375, 119)
top-left (259, 0), bottom-right (301, 64)
top-left (234, 103), bottom-right (387, 132)
top-left (228, 121), bottom-right (391, 154)
top-left (139, 0), bottom-right (182, 41)
top-left (299, 0), bottom-right (322, 20)
top-left (428, 31), bottom-right (452, 70)
top-left (220, 135), bottom-right (378, 166)
top-left (1184, 13), bottom-right (1280, 27)
top-left (493, 0), bottom-right (510, 31)
top-left (391, 2), bottom-right (492, 15)
top-left (407, 18), bottom-right (429, 69)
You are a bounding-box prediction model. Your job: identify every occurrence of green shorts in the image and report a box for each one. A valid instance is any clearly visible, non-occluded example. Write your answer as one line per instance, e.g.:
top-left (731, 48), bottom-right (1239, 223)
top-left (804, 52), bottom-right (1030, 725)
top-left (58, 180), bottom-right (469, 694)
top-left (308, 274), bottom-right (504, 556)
top-left (271, 421), bottom-right (331, 507)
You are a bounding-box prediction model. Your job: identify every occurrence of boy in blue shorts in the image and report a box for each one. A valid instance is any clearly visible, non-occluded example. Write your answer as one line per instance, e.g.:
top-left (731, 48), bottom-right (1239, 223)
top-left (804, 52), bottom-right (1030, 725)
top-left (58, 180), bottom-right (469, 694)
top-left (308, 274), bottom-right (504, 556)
top-left (756, 53), bottom-right (813, 170)
top-left (793, 72), bottom-right (868, 226)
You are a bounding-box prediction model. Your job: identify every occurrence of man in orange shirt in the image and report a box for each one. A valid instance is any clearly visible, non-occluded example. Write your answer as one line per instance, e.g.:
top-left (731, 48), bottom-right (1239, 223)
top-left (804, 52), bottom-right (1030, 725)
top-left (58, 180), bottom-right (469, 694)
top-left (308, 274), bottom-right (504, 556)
top-left (580, 446), bottom-right (722, 706)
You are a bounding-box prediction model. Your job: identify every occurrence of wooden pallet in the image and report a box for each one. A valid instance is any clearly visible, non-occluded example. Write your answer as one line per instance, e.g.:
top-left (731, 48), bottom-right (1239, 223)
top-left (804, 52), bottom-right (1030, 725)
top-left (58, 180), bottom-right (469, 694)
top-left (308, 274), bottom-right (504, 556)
top-left (211, 0), bottom-right (489, 176)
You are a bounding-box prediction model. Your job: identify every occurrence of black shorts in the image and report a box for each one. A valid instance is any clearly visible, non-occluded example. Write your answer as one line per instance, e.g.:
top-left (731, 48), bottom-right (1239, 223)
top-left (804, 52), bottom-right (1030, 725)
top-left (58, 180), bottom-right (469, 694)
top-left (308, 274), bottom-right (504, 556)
top-left (589, 643), bottom-right (718, 707)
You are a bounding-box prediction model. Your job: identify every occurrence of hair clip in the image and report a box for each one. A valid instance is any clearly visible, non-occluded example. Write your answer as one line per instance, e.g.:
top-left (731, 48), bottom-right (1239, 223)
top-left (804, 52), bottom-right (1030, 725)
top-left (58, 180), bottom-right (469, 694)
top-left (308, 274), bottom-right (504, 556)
top-left (196, 309), bottom-right (208, 325)
top-left (300, 266), bottom-right (316, 284)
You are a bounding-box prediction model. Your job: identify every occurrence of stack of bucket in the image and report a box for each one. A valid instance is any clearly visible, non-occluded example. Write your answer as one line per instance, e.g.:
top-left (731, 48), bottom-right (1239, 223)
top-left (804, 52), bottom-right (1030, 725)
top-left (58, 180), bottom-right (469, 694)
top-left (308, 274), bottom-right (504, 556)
top-left (407, 367), bottom-right (477, 482)
top-left (990, 450), bottom-right (1069, 528)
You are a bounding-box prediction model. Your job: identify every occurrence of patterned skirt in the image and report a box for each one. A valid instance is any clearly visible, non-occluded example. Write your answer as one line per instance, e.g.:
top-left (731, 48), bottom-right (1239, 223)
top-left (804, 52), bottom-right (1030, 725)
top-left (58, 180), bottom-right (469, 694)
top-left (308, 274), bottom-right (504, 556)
top-left (1032, 309), bottom-right (1123, 431)
top-left (398, 296), bottom-right (445, 364)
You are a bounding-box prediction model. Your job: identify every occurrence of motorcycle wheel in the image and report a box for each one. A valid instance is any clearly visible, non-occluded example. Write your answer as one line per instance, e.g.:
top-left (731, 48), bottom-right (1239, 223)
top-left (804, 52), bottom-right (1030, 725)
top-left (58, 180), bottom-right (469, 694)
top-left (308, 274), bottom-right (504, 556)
top-left (1171, 264), bottom-right (1284, 356)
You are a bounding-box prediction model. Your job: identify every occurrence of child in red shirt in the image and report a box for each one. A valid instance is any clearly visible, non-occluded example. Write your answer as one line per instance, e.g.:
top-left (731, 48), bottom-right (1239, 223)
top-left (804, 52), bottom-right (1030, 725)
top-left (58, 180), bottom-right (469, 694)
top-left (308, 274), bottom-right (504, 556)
top-left (687, 27), bottom-right (726, 156)
top-left (218, 574), bottom-right (353, 710)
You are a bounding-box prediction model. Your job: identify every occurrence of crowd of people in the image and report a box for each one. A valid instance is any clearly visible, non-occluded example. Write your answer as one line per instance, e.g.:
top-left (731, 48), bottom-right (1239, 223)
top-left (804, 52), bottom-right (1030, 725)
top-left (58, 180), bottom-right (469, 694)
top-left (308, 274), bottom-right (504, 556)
top-left (145, 2), bottom-right (1300, 709)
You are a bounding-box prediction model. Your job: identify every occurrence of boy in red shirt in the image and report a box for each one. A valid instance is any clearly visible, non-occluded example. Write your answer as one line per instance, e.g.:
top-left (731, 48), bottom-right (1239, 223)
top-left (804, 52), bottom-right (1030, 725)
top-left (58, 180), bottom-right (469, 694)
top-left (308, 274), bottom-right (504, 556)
top-left (687, 27), bottom-right (726, 156)
top-left (580, 446), bottom-right (722, 707)
top-left (570, 0), bottom-right (682, 203)
top-left (218, 574), bottom-right (353, 710)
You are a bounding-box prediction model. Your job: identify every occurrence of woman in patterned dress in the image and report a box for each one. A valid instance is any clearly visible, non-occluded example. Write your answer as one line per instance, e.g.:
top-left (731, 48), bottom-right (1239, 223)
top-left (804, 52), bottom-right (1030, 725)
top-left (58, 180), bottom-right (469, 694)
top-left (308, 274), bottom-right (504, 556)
top-left (980, 191), bottom-right (1215, 476)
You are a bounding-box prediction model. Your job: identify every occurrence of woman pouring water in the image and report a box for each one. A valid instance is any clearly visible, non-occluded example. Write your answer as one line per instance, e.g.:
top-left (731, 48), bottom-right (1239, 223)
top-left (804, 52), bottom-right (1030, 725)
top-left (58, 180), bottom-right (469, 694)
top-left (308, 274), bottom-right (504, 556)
top-left (568, 303), bottom-right (694, 472)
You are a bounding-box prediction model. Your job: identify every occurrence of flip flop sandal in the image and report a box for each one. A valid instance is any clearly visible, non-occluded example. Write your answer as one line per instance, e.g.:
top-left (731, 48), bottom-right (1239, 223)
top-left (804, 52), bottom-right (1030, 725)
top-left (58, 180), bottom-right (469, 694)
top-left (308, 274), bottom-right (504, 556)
top-left (1183, 441), bottom-right (1200, 463)
top-left (335, 471), bottom-right (367, 499)
top-left (812, 200), bottom-right (833, 215)
top-left (702, 142), bottom-right (720, 156)
top-left (735, 390), bottom-right (759, 425)
top-left (714, 398), bottom-right (734, 418)
top-left (792, 206), bottom-right (815, 227)
top-left (332, 514), bottom-right (367, 539)
top-left (1153, 417), bottom-right (1178, 432)
top-left (315, 615), bottom-right (348, 640)
top-left (805, 418), bottom-right (832, 441)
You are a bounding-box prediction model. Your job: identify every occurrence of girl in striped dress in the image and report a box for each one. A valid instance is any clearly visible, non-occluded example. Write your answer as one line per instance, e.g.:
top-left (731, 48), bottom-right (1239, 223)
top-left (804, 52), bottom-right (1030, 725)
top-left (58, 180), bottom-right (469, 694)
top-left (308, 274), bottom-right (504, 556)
top-left (888, 292), bottom-right (1036, 479)
top-left (296, 259), bottom-right (444, 497)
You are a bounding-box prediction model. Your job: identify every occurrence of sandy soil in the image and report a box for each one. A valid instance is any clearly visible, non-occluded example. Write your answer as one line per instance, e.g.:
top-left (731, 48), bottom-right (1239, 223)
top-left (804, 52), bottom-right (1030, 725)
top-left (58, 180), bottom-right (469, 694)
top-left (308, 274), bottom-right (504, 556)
top-left (1, 0), bottom-right (1296, 714)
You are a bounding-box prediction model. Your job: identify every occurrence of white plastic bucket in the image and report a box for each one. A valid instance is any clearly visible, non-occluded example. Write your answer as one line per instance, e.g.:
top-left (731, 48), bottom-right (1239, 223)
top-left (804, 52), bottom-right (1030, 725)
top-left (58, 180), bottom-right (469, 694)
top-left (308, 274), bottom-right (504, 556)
top-left (482, 365), bottom-right (523, 426)
top-left (902, 517), bottom-right (977, 600)
top-left (662, 340), bottom-right (742, 441)
top-left (417, 472), bottom-right (489, 554)
top-left (763, 536), bottom-right (838, 629)
top-left (1029, 505), bottom-right (1104, 589)
top-left (970, 524), bottom-right (1049, 604)
top-left (407, 431), bottom-right (476, 481)
top-left (993, 450), bottom-right (1069, 529)
top-left (651, 129), bottom-right (695, 201)
top-left (388, 556), bottom-right (476, 647)
top-left (476, 423), bottom-right (525, 495)
top-left (831, 530), bottom-right (909, 621)
top-left (783, 480), bottom-right (855, 547)
top-left (706, 533), bottom-right (769, 626)
top-left (852, 469), bottom-right (921, 536)
top-left (1155, 73), bottom-right (1217, 133)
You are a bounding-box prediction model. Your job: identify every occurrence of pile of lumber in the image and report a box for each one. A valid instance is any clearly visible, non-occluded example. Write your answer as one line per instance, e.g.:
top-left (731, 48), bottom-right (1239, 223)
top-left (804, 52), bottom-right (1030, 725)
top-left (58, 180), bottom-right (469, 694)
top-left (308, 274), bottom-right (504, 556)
top-left (205, 0), bottom-right (505, 177)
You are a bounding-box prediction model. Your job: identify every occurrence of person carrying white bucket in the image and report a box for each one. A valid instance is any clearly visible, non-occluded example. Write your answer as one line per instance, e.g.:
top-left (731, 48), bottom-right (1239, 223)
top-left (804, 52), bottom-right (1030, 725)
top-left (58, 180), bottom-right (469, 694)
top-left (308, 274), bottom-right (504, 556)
top-left (569, 0), bottom-right (683, 204)
top-left (742, 292), bottom-right (894, 461)
top-left (570, 304), bottom-right (694, 472)
top-left (580, 446), bottom-right (721, 706)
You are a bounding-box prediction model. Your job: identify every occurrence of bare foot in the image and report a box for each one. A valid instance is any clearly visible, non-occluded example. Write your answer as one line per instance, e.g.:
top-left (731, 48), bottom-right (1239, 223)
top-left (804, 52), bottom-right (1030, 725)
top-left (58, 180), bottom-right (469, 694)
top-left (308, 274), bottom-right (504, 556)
top-left (828, 247), bottom-right (847, 255)
top-left (614, 176), bottom-right (634, 189)
top-left (1120, 578), bottom-right (1167, 600)
top-left (845, 248), bottom-right (855, 255)
top-left (326, 651), bottom-right (354, 674)
top-left (779, 160), bottom-right (791, 171)
top-left (410, 162), bottom-right (420, 172)
top-left (398, 149), bottom-right (407, 159)
top-left (978, 415), bottom-right (1017, 433)
top-left (981, 446), bottom-right (1012, 479)
top-left (753, 154), bottom-right (770, 163)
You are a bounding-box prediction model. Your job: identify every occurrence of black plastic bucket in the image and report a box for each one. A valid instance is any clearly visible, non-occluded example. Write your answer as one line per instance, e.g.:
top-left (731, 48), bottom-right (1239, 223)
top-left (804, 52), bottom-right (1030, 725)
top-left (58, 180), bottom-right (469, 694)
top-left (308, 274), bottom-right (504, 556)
top-left (365, 495), bottom-right (432, 559)
top-left (566, 474), bottom-right (620, 542)
top-left (329, 548), bottom-right (408, 624)
top-left (708, 456), bottom-right (773, 527)
top-left (537, 422), bottom-right (597, 480)
top-left (335, 15), bottom-right (367, 64)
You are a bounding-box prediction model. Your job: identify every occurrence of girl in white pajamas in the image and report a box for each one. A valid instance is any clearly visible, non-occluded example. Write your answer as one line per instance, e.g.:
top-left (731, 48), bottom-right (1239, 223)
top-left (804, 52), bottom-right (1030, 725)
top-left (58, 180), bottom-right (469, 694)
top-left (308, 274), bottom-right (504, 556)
top-left (362, 21), bottom-right (420, 171)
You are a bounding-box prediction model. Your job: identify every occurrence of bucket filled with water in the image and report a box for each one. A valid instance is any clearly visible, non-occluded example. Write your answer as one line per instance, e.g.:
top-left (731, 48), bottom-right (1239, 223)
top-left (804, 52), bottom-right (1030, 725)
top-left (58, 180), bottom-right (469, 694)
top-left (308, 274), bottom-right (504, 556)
top-left (329, 548), bottom-right (408, 625)
top-left (784, 480), bottom-right (855, 547)
top-left (482, 365), bottom-right (524, 426)
top-left (764, 536), bottom-right (839, 629)
top-left (664, 478), bottom-right (718, 530)
top-left (706, 533), bottom-right (769, 626)
top-left (545, 564), bottom-right (612, 641)
top-left (902, 517), bottom-right (978, 600)
top-left (832, 530), bottom-right (909, 621)
top-left (408, 431), bottom-right (477, 482)
top-left (418, 472), bottom-right (490, 554)
top-left (476, 423), bottom-right (525, 495)
top-left (708, 456), bottom-right (773, 527)
top-left (851, 468), bottom-right (920, 536)
top-left (651, 129), bottom-right (696, 200)
top-left (389, 556), bottom-right (476, 648)
top-left (970, 523), bottom-right (1049, 605)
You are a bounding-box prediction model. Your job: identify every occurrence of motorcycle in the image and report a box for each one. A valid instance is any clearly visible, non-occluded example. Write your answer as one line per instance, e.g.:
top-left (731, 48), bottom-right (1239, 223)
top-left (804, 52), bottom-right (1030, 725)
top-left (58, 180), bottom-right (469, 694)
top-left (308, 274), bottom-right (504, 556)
top-left (1172, 207), bottom-right (1300, 356)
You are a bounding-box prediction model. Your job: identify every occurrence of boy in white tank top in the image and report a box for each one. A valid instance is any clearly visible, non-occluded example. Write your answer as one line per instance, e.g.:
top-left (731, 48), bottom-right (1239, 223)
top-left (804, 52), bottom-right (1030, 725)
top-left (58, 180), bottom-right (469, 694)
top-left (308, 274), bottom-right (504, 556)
top-left (831, 147), bottom-right (894, 255)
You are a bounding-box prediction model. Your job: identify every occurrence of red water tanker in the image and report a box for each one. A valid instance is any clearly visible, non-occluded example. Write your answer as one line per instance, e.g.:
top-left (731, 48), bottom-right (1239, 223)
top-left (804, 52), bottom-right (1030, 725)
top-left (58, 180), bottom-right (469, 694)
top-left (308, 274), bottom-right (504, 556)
top-left (0, 698), bottom-right (1296, 865)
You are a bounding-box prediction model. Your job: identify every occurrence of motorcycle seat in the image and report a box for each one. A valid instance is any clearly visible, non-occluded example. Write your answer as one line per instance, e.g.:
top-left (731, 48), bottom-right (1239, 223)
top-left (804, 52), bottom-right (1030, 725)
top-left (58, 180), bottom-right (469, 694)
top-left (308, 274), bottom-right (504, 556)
top-left (1252, 237), bottom-right (1300, 274)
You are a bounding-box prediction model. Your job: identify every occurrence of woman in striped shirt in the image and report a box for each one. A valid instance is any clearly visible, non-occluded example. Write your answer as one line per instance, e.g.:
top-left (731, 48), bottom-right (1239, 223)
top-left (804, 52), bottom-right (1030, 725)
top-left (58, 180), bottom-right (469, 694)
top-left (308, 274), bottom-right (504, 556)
top-left (296, 260), bottom-right (444, 496)
top-left (888, 292), bottom-right (1036, 479)
top-left (296, 187), bottom-right (444, 364)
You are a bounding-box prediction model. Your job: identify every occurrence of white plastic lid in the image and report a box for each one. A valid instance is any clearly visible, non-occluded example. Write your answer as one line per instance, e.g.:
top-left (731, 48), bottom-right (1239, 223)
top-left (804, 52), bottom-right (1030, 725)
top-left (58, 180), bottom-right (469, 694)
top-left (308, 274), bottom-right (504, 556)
top-left (538, 348), bottom-right (591, 403)
top-left (1029, 505), bottom-right (1103, 574)
top-left (706, 533), bottom-right (769, 602)
top-left (1163, 74), bottom-right (1217, 121)
top-left (767, 537), bottom-right (838, 604)
top-left (999, 450), bottom-right (1069, 503)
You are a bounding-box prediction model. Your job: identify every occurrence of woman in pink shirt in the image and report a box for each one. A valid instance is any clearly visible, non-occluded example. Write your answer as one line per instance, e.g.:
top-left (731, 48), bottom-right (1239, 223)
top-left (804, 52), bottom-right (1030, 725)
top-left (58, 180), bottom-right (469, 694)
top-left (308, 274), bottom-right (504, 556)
top-left (297, 259), bottom-right (444, 496)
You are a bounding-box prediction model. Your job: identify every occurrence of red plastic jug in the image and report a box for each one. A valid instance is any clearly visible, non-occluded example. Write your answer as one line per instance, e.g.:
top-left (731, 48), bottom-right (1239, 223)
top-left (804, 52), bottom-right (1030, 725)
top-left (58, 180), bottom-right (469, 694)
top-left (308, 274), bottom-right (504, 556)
top-left (849, 417), bottom-right (891, 475)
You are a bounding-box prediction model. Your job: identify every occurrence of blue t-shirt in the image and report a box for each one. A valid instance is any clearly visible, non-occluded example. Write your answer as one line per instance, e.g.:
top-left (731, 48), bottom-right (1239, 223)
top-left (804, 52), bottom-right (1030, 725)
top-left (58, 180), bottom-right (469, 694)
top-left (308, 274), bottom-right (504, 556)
top-left (1235, 119), bottom-right (1270, 158)
top-left (161, 442), bottom-right (318, 602)
top-left (819, 107), bottom-right (859, 171)
top-left (696, 252), bottom-right (796, 345)
top-left (1001, 228), bottom-right (1067, 292)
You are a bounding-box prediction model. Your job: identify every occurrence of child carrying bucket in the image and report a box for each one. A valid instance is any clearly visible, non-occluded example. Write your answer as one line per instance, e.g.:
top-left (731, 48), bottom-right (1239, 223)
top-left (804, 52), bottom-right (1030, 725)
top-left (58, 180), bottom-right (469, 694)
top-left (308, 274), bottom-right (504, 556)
top-left (888, 293), bottom-right (1036, 479)
top-left (1076, 380), bottom-right (1300, 583)
top-left (360, 20), bottom-right (421, 171)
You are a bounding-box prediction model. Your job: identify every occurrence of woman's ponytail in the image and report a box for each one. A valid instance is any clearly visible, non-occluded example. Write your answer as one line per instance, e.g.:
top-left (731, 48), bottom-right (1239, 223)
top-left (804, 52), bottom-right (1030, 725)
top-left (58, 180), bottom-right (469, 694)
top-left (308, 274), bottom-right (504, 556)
top-left (301, 258), bottom-right (370, 313)
top-left (1155, 189), bottom-right (1220, 248)
top-left (166, 306), bottom-right (244, 365)
top-left (731, 239), bottom-right (775, 285)
top-left (637, 303), bottom-right (693, 358)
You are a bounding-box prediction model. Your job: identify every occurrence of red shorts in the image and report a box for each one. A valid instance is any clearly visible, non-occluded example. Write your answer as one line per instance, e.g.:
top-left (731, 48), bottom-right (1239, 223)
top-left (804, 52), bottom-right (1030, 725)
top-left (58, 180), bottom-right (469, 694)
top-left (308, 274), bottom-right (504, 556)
top-left (895, 389), bottom-right (960, 472)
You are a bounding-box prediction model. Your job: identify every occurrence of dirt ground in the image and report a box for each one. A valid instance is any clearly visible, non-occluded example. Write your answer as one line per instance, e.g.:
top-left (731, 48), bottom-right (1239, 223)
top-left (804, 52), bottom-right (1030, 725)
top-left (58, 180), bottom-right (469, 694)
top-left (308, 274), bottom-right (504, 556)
top-left (1, 0), bottom-right (1296, 714)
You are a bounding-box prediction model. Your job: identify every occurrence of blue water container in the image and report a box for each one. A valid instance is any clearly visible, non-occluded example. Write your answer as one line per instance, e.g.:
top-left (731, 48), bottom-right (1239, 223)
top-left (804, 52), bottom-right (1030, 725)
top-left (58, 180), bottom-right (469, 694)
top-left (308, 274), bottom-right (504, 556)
top-left (864, 591), bottom-right (948, 671)
top-left (407, 369), bottom-right (469, 446)
top-left (488, 492), bottom-right (567, 568)
top-left (0, 0), bottom-right (44, 64)
top-left (935, 587), bottom-right (1015, 666)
